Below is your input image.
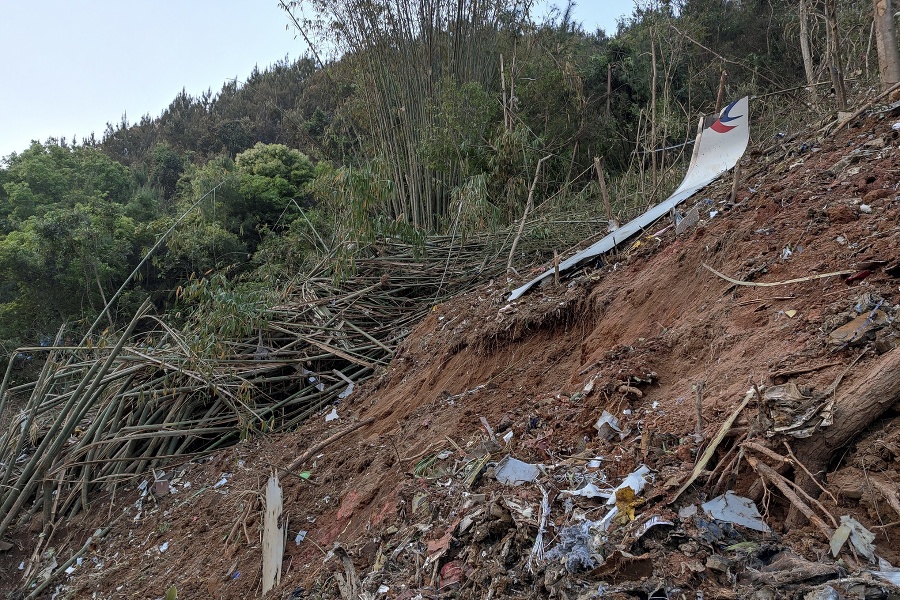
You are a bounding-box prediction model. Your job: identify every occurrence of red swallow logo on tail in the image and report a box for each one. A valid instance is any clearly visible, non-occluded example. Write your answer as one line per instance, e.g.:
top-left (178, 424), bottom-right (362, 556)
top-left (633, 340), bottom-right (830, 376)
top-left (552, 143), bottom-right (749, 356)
top-left (710, 99), bottom-right (742, 133)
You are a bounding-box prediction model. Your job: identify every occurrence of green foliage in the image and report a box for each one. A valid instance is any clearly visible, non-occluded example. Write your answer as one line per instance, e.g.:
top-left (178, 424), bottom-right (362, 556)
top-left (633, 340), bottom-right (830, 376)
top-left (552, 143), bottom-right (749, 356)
top-left (0, 142), bottom-right (131, 231)
top-left (250, 208), bottom-right (331, 283)
top-left (420, 80), bottom-right (496, 176)
top-left (0, 199), bottom-right (136, 339)
top-left (176, 273), bottom-right (276, 357)
top-left (148, 142), bottom-right (186, 204)
top-left (0, 0), bottom-right (864, 351)
top-left (145, 213), bottom-right (246, 286)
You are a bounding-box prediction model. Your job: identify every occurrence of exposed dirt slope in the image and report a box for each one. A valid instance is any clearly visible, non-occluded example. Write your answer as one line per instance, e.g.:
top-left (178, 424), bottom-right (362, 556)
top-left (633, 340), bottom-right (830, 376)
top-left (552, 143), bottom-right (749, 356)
top-left (4, 109), bottom-right (900, 599)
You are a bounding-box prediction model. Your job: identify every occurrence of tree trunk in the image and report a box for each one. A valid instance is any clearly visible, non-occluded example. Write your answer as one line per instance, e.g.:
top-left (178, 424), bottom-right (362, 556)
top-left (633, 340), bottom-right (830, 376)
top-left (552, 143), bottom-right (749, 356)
top-left (799, 0), bottom-right (817, 103)
top-left (874, 0), bottom-right (900, 89)
top-left (825, 0), bottom-right (847, 110)
top-left (606, 63), bottom-right (612, 118)
top-left (788, 349), bottom-right (900, 526)
top-left (650, 32), bottom-right (658, 190)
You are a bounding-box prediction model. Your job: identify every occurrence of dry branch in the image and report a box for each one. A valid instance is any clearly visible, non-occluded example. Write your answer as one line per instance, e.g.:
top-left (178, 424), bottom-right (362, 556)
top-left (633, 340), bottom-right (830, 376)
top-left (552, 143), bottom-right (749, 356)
top-left (748, 456), bottom-right (834, 540)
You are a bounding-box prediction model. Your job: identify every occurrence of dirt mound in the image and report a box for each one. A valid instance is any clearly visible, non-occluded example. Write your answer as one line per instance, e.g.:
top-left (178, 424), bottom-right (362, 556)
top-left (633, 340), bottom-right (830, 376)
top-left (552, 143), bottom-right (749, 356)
top-left (4, 111), bottom-right (900, 599)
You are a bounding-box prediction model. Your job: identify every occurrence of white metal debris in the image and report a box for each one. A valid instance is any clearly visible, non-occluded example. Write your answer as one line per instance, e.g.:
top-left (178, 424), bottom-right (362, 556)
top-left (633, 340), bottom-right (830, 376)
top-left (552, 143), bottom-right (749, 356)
top-left (509, 97), bottom-right (750, 301)
top-left (494, 456), bottom-right (540, 486)
top-left (701, 491), bottom-right (769, 532)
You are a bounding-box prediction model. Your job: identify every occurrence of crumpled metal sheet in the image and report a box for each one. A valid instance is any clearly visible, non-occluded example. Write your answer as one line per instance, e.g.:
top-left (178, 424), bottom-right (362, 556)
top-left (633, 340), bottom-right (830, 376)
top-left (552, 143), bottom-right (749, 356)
top-left (764, 383), bottom-right (834, 438)
top-left (701, 491), bottom-right (769, 532)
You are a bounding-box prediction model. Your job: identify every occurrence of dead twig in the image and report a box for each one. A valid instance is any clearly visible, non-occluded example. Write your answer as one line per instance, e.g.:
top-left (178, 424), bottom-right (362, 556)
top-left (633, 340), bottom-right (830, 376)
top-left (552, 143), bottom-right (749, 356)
top-left (826, 80), bottom-right (900, 134)
top-left (867, 473), bottom-right (900, 520)
top-left (783, 441), bottom-right (838, 505)
top-left (507, 155), bottom-right (552, 275)
top-left (702, 263), bottom-right (854, 287)
top-left (694, 381), bottom-right (705, 441)
top-left (286, 417), bottom-right (375, 472)
top-left (747, 456), bottom-right (834, 540)
top-left (673, 389), bottom-right (752, 501)
top-left (769, 361), bottom-right (842, 383)
top-left (743, 440), bottom-right (791, 466)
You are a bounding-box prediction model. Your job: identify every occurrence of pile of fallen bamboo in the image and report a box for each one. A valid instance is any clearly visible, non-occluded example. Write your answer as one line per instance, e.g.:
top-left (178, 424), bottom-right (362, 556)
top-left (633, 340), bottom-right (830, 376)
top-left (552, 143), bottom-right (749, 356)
top-left (0, 209), bottom-right (606, 536)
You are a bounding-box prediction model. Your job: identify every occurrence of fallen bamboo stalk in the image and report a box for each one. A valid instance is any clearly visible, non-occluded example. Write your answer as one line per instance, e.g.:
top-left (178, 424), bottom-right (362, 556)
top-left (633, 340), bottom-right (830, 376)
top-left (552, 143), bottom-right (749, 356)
top-left (702, 263), bottom-right (854, 287)
top-left (673, 390), bottom-right (752, 501)
top-left (286, 417), bottom-right (376, 471)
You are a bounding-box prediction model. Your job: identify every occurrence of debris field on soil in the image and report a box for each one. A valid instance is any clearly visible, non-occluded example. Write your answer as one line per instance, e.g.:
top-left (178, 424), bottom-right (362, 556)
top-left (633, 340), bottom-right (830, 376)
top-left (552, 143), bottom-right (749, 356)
top-left (3, 106), bottom-right (900, 599)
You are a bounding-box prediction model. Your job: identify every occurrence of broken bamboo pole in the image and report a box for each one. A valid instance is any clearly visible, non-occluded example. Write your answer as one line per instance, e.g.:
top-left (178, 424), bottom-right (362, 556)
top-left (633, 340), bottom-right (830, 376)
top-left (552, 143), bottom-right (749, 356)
top-left (715, 70), bottom-right (728, 113)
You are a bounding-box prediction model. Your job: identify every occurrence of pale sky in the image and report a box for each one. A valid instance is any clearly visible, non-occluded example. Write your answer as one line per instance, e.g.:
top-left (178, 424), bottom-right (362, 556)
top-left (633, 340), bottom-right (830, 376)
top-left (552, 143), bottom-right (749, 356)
top-left (0, 1), bottom-right (634, 161)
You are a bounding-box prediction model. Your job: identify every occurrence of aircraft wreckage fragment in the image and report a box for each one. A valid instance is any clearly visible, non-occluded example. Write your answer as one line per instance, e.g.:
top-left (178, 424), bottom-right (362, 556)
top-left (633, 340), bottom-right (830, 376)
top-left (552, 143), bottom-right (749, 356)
top-left (508, 96), bottom-right (751, 301)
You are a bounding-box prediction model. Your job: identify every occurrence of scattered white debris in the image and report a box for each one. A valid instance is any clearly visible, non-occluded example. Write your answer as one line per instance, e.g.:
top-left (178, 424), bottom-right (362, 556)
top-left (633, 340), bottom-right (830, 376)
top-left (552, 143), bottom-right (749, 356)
top-left (325, 407), bottom-right (339, 422)
top-left (871, 570), bottom-right (900, 585)
top-left (678, 504), bottom-right (698, 518)
top-left (830, 515), bottom-right (876, 561)
top-left (702, 491), bottom-right (769, 532)
top-left (213, 473), bottom-right (231, 489)
top-left (159, 541), bottom-right (169, 553)
top-left (636, 515), bottom-right (674, 538)
top-left (859, 204), bottom-right (872, 214)
top-left (479, 416), bottom-right (497, 443)
top-left (295, 531), bottom-right (307, 545)
top-left (377, 584), bottom-right (390, 594)
top-left (494, 456), bottom-right (540, 486)
top-left (561, 482), bottom-right (607, 499)
top-left (607, 465), bottom-right (652, 506)
top-left (502, 430), bottom-right (514, 444)
top-left (594, 411), bottom-right (622, 441)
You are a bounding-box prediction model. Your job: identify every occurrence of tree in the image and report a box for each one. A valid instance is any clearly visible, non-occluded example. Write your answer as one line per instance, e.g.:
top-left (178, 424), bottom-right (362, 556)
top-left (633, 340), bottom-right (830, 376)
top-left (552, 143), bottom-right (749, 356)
top-left (0, 200), bottom-right (136, 338)
top-left (0, 142), bottom-right (131, 231)
top-left (874, 0), bottom-right (900, 89)
top-left (148, 142), bottom-right (186, 204)
top-left (232, 143), bottom-right (314, 247)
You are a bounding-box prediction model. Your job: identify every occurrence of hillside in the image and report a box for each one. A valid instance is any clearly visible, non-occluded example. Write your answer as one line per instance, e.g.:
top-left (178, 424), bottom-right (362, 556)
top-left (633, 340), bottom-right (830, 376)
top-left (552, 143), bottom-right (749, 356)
top-left (2, 99), bottom-right (898, 599)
